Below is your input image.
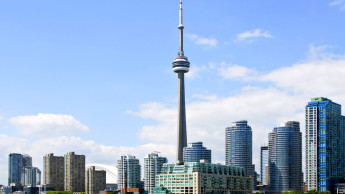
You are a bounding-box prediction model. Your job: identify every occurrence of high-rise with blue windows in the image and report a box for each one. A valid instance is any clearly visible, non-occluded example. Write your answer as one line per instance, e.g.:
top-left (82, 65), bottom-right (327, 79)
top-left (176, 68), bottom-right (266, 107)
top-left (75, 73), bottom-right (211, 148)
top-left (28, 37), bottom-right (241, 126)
top-left (8, 153), bottom-right (32, 186)
top-left (268, 121), bottom-right (303, 193)
top-left (225, 120), bottom-right (255, 187)
top-left (183, 142), bottom-right (211, 163)
top-left (306, 97), bottom-right (345, 192)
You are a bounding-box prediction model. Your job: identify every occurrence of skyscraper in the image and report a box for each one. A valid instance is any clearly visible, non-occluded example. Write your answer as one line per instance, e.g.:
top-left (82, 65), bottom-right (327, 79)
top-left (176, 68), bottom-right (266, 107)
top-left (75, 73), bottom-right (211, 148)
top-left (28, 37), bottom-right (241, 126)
top-left (172, 0), bottom-right (190, 163)
top-left (305, 97), bottom-right (345, 192)
top-left (144, 152), bottom-right (167, 194)
top-left (268, 121), bottom-right (303, 193)
top-left (225, 120), bottom-right (255, 187)
top-left (8, 153), bottom-right (32, 186)
top-left (64, 152), bottom-right (85, 192)
top-left (183, 142), bottom-right (211, 163)
top-left (86, 166), bottom-right (106, 194)
top-left (117, 155), bottom-right (141, 190)
top-left (22, 167), bottom-right (41, 186)
top-left (260, 146), bottom-right (268, 185)
top-left (43, 153), bottom-right (64, 191)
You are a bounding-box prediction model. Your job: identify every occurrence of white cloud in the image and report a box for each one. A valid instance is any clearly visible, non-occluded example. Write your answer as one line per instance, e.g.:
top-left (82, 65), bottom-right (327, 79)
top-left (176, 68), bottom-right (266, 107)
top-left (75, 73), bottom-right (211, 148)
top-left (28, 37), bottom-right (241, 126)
top-left (236, 29), bottom-right (272, 42)
top-left (0, 116), bottom-right (3, 121)
top-left (0, 134), bottom-right (175, 185)
top-left (330, 0), bottom-right (345, 10)
top-left (185, 65), bottom-right (207, 79)
top-left (187, 34), bottom-right (218, 47)
top-left (218, 63), bottom-right (258, 81)
top-left (9, 113), bottom-right (89, 136)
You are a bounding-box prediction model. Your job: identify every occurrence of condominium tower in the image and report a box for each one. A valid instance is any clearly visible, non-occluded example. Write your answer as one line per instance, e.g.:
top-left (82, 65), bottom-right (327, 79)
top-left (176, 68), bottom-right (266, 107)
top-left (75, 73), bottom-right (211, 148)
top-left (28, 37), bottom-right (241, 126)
top-left (117, 155), bottom-right (141, 190)
top-left (260, 146), bottom-right (268, 185)
top-left (86, 166), bottom-right (106, 194)
top-left (64, 152), bottom-right (85, 192)
top-left (268, 121), bottom-right (303, 193)
top-left (183, 142), bottom-right (211, 163)
top-left (43, 153), bottom-right (64, 191)
top-left (225, 120), bottom-right (255, 187)
top-left (305, 97), bottom-right (345, 192)
top-left (144, 152), bottom-right (167, 194)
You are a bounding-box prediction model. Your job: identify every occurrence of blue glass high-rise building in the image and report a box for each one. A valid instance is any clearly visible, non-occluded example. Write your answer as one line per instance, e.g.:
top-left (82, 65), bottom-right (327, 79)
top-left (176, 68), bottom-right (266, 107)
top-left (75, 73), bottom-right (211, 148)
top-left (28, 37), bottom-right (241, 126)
top-left (225, 120), bottom-right (255, 187)
top-left (268, 121), bottom-right (303, 193)
top-left (183, 142), bottom-right (211, 163)
top-left (8, 153), bottom-right (32, 186)
top-left (305, 97), bottom-right (345, 192)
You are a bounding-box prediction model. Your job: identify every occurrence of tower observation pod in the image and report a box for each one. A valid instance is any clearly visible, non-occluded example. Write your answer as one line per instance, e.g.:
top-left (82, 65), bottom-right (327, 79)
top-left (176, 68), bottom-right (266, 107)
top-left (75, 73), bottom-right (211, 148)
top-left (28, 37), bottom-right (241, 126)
top-left (172, 0), bottom-right (190, 163)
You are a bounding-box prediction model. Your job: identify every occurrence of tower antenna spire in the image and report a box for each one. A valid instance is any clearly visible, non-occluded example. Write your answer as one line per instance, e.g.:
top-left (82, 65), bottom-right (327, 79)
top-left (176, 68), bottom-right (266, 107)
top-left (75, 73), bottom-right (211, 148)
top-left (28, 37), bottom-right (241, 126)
top-left (178, 0), bottom-right (184, 56)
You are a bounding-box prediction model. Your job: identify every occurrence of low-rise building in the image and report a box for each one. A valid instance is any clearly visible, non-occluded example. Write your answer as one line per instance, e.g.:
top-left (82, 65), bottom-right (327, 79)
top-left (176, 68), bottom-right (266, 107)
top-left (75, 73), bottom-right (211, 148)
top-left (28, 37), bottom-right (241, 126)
top-left (155, 162), bottom-right (252, 194)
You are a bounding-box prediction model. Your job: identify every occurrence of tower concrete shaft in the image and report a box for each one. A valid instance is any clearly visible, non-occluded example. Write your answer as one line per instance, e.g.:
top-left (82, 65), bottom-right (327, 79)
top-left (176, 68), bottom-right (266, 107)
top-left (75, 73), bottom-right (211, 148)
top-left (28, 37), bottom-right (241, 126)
top-left (172, 0), bottom-right (190, 163)
top-left (177, 71), bottom-right (187, 162)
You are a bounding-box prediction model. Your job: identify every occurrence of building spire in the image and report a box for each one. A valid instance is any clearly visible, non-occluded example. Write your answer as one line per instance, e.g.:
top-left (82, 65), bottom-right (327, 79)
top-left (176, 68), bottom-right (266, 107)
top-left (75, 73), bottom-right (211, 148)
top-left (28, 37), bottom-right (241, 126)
top-left (178, 0), bottom-right (184, 56)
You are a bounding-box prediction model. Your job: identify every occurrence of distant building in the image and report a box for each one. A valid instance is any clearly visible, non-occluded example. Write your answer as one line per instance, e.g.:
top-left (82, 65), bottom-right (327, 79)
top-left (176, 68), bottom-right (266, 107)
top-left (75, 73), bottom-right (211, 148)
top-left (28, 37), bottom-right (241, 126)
top-left (260, 146), bottom-right (268, 185)
top-left (144, 152), bottom-right (167, 194)
top-left (22, 167), bottom-right (41, 186)
top-left (64, 152), bottom-right (85, 192)
top-left (8, 154), bottom-right (32, 186)
top-left (43, 153), bottom-right (64, 191)
top-left (268, 121), bottom-right (303, 193)
top-left (225, 120), bottom-right (255, 187)
top-left (86, 166), bottom-right (106, 194)
top-left (183, 142), bottom-right (211, 163)
top-left (117, 155), bottom-right (141, 190)
top-left (306, 97), bottom-right (345, 192)
top-left (155, 162), bottom-right (252, 194)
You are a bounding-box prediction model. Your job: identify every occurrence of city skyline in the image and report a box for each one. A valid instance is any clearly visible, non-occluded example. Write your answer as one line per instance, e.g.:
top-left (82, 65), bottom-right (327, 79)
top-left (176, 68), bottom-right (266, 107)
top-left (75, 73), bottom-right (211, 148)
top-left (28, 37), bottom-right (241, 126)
top-left (1, 0), bottom-right (345, 186)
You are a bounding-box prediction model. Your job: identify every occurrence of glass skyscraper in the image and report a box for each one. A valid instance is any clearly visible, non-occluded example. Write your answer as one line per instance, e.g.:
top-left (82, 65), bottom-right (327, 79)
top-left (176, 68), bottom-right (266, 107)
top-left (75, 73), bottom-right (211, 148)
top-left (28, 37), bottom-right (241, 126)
top-left (8, 153), bottom-right (33, 186)
top-left (225, 120), bottom-right (255, 187)
top-left (260, 146), bottom-right (268, 185)
top-left (306, 97), bottom-right (345, 192)
top-left (117, 155), bottom-right (141, 190)
top-left (144, 152), bottom-right (167, 194)
top-left (182, 142), bottom-right (211, 163)
top-left (268, 121), bottom-right (303, 193)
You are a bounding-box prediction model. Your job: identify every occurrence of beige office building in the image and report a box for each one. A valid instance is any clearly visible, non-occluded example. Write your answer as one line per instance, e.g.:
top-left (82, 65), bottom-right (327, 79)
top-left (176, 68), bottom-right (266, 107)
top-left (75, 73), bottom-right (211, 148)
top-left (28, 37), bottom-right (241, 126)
top-left (86, 166), bottom-right (106, 194)
top-left (64, 152), bottom-right (85, 192)
top-left (43, 153), bottom-right (64, 191)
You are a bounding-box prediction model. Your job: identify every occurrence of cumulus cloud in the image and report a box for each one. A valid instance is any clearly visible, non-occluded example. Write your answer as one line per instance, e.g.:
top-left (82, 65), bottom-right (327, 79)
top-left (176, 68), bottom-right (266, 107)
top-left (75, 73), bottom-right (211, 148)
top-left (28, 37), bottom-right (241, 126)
top-left (218, 63), bottom-right (258, 81)
top-left (9, 113), bottom-right (89, 136)
top-left (0, 134), bottom-right (175, 185)
top-left (187, 34), bottom-right (218, 47)
top-left (236, 29), bottom-right (272, 42)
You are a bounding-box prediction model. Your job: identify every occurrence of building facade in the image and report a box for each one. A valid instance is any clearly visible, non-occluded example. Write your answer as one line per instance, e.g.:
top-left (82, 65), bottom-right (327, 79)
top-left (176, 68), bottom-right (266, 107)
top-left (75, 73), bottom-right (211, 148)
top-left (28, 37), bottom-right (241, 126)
top-left (305, 97), bottom-right (345, 192)
top-left (260, 146), bottom-right (268, 185)
top-left (182, 142), bottom-right (211, 163)
top-left (86, 166), bottom-right (106, 194)
top-left (43, 153), bottom-right (64, 191)
top-left (155, 162), bottom-right (252, 194)
top-left (64, 152), bottom-right (85, 192)
top-left (117, 155), bottom-right (141, 190)
top-left (268, 121), bottom-right (303, 193)
top-left (225, 120), bottom-right (255, 187)
top-left (144, 153), bottom-right (167, 194)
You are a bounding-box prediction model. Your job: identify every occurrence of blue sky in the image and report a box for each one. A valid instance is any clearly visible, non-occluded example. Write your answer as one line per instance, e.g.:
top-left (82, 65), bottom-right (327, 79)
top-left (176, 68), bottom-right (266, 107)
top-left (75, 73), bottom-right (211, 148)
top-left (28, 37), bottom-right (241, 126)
top-left (1, 0), bottom-right (345, 184)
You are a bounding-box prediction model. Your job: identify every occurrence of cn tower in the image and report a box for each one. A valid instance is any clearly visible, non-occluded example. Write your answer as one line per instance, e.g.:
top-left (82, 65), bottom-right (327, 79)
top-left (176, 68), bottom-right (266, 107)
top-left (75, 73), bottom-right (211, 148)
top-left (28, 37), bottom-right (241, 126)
top-left (172, 0), bottom-right (190, 163)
